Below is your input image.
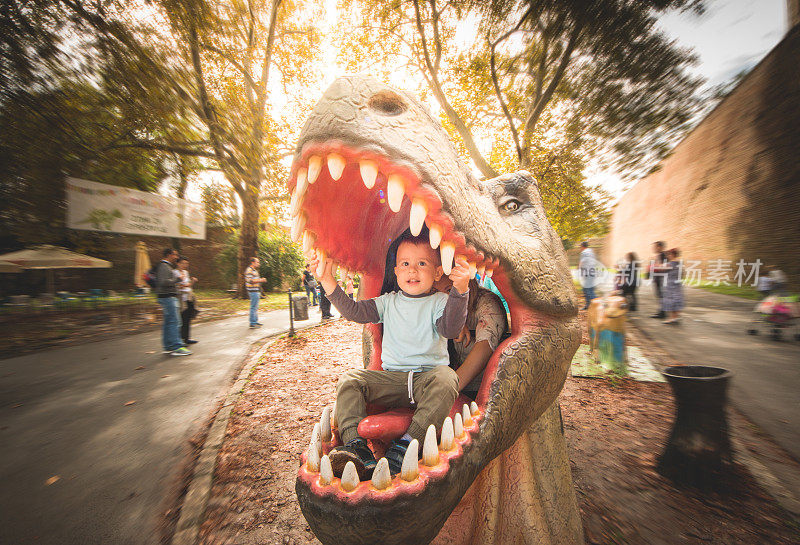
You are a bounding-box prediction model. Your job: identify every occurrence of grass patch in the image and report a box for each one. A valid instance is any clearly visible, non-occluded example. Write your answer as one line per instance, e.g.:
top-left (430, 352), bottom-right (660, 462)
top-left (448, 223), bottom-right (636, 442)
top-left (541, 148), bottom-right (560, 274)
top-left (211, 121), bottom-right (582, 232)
top-left (690, 282), bottom-right (762, 300)
top-left (194, 289), bottom-right (290, 315)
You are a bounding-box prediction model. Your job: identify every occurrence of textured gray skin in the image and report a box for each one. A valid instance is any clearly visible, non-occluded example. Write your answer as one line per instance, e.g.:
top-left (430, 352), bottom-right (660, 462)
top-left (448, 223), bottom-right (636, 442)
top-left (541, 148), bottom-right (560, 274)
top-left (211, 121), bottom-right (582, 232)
top-left (294, 76), bottom-right (581, 545)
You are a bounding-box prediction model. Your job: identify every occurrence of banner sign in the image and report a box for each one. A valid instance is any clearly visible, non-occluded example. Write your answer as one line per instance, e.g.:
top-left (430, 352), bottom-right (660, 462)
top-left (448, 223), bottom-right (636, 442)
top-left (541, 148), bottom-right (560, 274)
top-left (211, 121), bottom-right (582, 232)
top-left (66, 177), bottom-right (206, 239)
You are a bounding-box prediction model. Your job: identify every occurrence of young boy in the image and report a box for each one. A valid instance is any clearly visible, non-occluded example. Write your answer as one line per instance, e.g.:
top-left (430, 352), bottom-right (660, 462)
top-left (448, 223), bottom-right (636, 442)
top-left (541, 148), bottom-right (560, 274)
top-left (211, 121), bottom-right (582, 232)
top-left (310, 230), bottom-right (471, 479)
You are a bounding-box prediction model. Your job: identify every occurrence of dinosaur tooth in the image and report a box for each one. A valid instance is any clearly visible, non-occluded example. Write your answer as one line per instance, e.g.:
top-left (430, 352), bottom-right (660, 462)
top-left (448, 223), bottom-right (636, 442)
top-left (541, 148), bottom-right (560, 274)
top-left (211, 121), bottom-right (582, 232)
top-left (454, 412), bottom-right (464, 438)
top-left (428, 224), bottom-right (442, 249)
top-left (315, 249), bottom-right (326, 278)
top-left (400, 439), bottom-right (419, 481)
top-left (331, 402), bottom-right (337, 428)
top-left (486, 267), bottom-right (494, 278)
top-left (319, 455), bottom-right (333, 485)
top-left (477, 264), bottom-right (486, 279)
top-left (307, 441), bottom-right (320, 472)
top-left (307, 155), bottom-right (322, 184)
top-left (290, 168), bottom-right (308, 217)
top-left (340, 461), bottom-right (359, 492)
top-left (470, 401), bottom-right (480, 416)
top-left (468, 261), bottom-right (477, 278)
top-left (291, 213), bottom-right (306, 243)
top-left (320, 407), bottom-right (332, 442)
top-left (440, 416), bottom-right (454, 451)
top-left (327, 153), bottom-right (346, 180)
top-left (462, 404), bottom-right (473, 427)
top-left (359, 160), bottom-right (378, 189)
top-left (386, 174), bottom-right (405, 212)
top-left (310, 422), bottom-right (321, 451)
top-left (302, 231), bottom-right (316, 256)
top-left (371, 458), bottom-right (391, 490)
top-left (440, 242), bottom-right (455, 275)
top-left (422, 424), bottom-right (439, 467)
top-left (409, 198), bottom-right (427, 236)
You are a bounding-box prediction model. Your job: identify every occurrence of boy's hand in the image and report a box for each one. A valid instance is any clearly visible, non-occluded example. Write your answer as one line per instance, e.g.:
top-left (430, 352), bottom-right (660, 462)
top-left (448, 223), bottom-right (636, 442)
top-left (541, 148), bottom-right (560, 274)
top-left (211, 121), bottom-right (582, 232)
top-left (450, 256), bottom-right (471, 295)
top-left (309, 251), bottom-right (338, 294)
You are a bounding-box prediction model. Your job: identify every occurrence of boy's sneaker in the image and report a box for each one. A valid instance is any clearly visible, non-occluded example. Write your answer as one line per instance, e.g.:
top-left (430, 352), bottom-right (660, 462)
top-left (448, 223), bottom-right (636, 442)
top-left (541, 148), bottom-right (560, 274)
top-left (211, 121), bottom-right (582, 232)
top-left (170, 347), bottom-right (192, 356)
top-left (384, 437), bottom-right (414, 476)
top-left (329, 437), bottom-right (377, 481)
top-left (249, 323), bottom-right (262, 329)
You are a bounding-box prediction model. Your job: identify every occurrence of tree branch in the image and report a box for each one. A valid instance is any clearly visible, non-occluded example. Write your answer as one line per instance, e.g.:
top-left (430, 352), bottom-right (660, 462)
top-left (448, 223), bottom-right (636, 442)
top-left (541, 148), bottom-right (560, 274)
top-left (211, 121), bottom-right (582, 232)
top-left (105, 139), bottom-right (216, 158)
top-left (411, 0), bottom-right (497, 178)
top-left (489, 32), bottom-right (522, 163)
top-left (522, 20), bottom-right (582, 158)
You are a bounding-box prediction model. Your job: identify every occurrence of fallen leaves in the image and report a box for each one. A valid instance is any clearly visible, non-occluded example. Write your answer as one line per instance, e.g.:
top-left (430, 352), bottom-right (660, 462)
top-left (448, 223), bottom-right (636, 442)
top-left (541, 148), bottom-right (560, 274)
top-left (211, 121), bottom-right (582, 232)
top-left (45, 476), bottom-right (60, 486)
top-left (124, 400), bottom-right (137, 406)
top-left (135, 366), bottom-right (146, 370)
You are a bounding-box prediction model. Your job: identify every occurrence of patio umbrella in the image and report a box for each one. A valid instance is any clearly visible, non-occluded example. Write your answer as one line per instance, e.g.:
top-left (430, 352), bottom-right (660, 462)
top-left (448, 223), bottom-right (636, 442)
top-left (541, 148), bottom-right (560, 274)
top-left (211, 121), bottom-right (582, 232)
top-left (0, 262), bottom-right (23, 273)
top-left (133, 241), bottom-right (151, 288)
top-left (0, 245), bottom-right (112, 294)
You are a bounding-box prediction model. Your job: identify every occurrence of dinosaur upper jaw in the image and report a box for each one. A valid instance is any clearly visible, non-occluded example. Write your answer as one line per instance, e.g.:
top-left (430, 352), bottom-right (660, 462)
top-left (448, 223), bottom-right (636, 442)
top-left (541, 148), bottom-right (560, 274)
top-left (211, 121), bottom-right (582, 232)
top-left (289, 140), bottom-right (578, 545)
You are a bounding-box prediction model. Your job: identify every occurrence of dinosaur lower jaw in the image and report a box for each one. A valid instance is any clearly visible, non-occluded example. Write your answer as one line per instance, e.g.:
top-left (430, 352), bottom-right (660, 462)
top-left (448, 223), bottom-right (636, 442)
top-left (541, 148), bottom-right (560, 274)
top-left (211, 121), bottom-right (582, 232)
top-left (289, 141), bottom-right (564, 543)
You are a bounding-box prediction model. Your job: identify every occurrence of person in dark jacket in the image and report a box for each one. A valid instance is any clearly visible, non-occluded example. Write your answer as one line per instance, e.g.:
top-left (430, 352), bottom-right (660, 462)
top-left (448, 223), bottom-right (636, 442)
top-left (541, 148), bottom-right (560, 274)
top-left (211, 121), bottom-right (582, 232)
top-left (620, 252), bottom-right (640, 311)
top-left (156, 248), bottom-right (191, 356)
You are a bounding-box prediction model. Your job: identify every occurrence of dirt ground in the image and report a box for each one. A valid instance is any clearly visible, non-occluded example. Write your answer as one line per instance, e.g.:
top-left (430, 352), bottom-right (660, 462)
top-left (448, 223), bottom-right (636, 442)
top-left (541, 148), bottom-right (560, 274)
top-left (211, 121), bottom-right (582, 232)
top-left (196, 318), bottom-right (800, 545)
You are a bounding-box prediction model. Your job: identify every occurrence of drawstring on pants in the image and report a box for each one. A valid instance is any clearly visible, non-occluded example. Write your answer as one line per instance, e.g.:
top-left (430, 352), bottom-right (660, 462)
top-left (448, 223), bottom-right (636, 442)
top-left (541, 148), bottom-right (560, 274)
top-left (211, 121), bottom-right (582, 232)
top-left (407, 371), bottom-right (415, 405)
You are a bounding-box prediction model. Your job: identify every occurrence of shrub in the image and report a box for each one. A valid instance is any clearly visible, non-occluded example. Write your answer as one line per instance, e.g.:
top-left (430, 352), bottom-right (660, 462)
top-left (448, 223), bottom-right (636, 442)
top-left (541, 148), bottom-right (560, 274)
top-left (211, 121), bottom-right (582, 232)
top-left (216, 228), bottom-right (304, 292)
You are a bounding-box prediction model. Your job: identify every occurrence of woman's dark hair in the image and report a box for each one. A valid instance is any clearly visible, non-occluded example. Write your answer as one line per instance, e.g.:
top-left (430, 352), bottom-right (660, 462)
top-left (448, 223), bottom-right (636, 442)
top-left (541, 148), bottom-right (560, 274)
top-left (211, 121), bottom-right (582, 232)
top-left (380, 225), bottom-right (431, 295)
top-left (626, 252), bottom-right (638, 263)
top-left (163, 248), bottom-right (175, 257)
top-left (668, 247), bottom-right (680, 258)
top-left (177, 256), bottom-right (189, 263)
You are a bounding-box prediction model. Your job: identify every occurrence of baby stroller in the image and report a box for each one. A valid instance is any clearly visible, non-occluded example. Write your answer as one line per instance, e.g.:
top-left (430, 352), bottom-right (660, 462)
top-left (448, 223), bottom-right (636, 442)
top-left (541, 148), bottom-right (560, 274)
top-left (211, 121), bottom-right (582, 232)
top-left (747, 295), bottom-right (800, 341)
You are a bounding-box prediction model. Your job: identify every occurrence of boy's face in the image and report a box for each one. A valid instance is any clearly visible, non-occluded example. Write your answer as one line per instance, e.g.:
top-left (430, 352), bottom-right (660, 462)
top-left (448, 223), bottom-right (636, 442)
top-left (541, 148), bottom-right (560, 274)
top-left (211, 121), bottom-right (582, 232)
top-left (394, 241), bottom-right (443, 296)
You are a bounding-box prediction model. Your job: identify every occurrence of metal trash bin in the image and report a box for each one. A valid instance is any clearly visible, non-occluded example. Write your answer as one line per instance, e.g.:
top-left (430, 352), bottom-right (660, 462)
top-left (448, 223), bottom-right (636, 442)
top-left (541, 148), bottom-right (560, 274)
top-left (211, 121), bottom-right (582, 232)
top-left (657, 365), bottom-right (733, 488)
top-left (292, 294), bottom-right (309, 321)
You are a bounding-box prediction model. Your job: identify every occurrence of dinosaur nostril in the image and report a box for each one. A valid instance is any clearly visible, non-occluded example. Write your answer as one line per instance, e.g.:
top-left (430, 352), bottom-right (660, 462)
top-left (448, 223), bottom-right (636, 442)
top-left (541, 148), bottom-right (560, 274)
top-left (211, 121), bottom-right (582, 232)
top-left (368, 90), bottom-right (407, 116)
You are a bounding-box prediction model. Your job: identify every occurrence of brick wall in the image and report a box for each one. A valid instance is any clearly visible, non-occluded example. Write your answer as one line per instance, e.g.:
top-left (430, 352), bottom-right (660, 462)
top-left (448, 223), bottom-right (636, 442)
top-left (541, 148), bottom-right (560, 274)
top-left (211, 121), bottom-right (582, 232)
top-left (604, 26), bottom-right (800, 290)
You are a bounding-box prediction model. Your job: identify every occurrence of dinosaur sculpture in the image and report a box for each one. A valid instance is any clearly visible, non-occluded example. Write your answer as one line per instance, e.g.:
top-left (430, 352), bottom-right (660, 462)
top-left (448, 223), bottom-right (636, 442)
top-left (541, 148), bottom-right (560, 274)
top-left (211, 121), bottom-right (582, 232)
top-left (289, 76), bottom-right (583, 545)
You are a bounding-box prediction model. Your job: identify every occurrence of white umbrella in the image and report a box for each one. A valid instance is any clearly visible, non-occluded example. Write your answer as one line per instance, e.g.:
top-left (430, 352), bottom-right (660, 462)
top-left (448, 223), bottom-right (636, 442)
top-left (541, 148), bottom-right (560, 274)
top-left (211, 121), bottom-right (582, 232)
top-left (0, 262), bottom-right (23, 273)
top-left (0, 245), bottom-right (112, 294)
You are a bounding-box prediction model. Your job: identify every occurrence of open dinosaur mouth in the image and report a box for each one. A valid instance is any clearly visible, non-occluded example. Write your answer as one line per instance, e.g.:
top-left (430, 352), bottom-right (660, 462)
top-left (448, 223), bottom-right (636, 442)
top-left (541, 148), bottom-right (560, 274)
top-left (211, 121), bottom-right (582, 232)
top-left (289, 139), bottom-right (530, 503)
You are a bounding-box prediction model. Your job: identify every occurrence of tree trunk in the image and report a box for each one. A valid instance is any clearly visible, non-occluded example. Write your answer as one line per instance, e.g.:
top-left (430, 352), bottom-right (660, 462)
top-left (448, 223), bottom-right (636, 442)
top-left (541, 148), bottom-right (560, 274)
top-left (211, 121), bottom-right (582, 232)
top-left (237, 184), bottom-right (260, 298)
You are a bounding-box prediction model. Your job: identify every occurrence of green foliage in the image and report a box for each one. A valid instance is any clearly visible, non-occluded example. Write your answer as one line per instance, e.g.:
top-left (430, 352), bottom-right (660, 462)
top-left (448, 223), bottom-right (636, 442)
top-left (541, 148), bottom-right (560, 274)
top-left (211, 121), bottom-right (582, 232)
top-left (0, 82), bottom-right (170, 251)
top-left (216, 228), bottom-right (304, 292)
top-left (338, 0), bottom-right (706, 238)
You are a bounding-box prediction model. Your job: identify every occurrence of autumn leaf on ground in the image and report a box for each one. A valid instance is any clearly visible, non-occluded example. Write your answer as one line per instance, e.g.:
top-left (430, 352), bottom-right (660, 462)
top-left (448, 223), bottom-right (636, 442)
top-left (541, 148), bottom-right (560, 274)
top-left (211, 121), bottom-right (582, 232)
top-left (124, 400), bottom-right (137, 406)
top-left (45, 476), bottom-right (60, 486)
top-left (135, 366), bottom-right (146, 370)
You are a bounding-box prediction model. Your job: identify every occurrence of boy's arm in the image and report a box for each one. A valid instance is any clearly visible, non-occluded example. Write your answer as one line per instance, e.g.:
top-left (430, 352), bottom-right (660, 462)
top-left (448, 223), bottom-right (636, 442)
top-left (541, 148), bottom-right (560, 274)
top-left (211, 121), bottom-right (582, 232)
top-left (436, 287), bottom-right (469, 338)
top-left (327, 285), bottom-right (380, 324)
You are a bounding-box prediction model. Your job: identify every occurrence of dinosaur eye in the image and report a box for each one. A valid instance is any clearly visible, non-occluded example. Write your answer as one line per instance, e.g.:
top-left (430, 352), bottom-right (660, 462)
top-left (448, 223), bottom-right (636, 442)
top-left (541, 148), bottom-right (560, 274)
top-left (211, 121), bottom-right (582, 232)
top-left (368, 90), bottom-right (407, 116)
top-left (500, 198), bottom-right (521, 214)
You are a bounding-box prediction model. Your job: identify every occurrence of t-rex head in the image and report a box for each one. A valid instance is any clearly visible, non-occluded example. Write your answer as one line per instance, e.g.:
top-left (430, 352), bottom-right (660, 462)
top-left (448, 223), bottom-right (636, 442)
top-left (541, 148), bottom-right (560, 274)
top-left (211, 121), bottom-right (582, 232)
top-left (290, 76), bottom-right (580, 545)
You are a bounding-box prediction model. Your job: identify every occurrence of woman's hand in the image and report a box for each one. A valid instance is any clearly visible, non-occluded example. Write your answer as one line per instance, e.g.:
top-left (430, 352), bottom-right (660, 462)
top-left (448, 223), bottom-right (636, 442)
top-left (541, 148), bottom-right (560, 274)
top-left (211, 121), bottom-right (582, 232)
top-left (449, 257), bottom-right (471, 295)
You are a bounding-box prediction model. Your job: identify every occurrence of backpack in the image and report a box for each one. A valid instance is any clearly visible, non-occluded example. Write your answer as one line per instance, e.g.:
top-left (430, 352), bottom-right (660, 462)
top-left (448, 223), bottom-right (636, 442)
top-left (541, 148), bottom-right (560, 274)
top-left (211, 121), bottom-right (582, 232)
top-left (143, 264), bottom-right (158, 289)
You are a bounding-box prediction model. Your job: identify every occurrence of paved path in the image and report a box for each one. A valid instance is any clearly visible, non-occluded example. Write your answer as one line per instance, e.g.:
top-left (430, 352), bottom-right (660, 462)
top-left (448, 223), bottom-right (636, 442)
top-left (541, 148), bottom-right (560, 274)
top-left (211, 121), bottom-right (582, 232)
top-left (625, 286), bottom-right (800, 462)
top-left (0, 302), bottom-right (335, 545)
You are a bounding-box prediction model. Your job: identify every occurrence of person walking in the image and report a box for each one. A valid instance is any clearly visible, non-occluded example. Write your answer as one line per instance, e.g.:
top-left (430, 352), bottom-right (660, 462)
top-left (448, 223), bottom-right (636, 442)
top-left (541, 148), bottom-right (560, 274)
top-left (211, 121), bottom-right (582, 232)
top-left (345, 273), bottom-right (356, 299)
top-left (244, 257), bottom-right (267, 328)
top-left (620, 252), bottom-right (640, 311)
top-left (303, 264), bottom-right (319, 306)
top-left (177, 256), bottom-right (198, 344)
top-left (649, 241), bottom-right (668, 319)
top-left (578, 241), bottom-right (599, 310)
top-left (661, 248), bottom-right (684, 324)
top-left (156, 248), bottom-right (191, 356)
